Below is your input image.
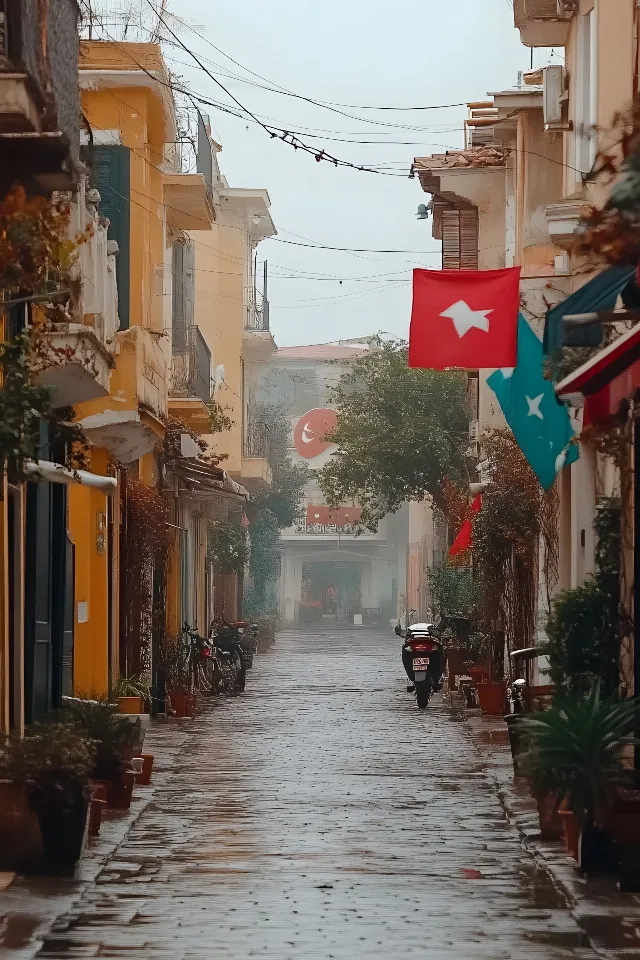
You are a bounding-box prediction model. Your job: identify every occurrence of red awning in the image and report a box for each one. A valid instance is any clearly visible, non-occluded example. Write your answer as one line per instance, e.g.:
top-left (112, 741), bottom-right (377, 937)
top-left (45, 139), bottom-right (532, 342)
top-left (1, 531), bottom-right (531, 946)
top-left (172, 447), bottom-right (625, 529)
top-left (555, 322), bottom-right (640, 425)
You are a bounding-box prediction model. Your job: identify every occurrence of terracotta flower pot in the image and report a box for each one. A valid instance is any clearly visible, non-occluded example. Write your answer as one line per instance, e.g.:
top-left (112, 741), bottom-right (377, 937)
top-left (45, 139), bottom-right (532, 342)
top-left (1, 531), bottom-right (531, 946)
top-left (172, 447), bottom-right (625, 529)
top-left (476, 681), bottom-right (507, 716)
top-left (535, 791), bottom-right (563, 842)
top-left (88, 796), bottom-right (107, 836)
top-left (94, 772), bottom-right (135, 811)
top-left (135, 754), bottom-right (154, 786)
top-left (609, 791), bottom-right (640, 846)
top-left (559, 809), bottom-right (580, 858)
top-left (117, 696), bottom-right (144, 715)
top-left (168, 690), bottom-right (193, 718)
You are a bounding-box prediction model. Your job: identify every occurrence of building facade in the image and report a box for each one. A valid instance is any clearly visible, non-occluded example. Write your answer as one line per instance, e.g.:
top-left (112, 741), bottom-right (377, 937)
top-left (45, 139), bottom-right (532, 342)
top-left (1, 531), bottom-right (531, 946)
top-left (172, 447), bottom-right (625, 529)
top-left (256, 340), bottom-right (408, 626)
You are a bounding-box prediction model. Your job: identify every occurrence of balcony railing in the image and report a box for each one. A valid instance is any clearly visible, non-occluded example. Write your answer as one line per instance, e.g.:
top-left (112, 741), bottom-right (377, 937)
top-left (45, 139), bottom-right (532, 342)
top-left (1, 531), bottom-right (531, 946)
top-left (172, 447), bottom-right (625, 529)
top-left (244, 421), bottom-right (273, 461)
top-left (170, 325), bottom-right (212, 405)
top-left (244, 286), bottom-right (270, 332)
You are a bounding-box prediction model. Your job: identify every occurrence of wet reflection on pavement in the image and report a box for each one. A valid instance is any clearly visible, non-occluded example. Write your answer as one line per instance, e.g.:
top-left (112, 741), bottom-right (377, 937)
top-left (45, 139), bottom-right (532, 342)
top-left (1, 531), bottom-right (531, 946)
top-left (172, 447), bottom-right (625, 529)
top-left (3, 628), bottom-right (599, 959)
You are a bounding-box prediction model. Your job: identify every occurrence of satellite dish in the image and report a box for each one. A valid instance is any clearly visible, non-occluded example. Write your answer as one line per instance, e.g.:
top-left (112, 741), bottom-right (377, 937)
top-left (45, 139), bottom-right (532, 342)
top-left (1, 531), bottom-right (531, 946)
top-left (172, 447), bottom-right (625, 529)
top-left (416, 203), bottom-right (430, 220)
top-left (213, 364), bottom-right (225, 387)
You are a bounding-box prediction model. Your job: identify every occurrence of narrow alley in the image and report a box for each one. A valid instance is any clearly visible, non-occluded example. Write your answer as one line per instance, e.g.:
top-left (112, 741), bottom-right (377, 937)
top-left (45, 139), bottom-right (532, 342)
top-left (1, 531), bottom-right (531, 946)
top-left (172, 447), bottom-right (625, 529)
top-left (2, 629), bottom-right (596, 960)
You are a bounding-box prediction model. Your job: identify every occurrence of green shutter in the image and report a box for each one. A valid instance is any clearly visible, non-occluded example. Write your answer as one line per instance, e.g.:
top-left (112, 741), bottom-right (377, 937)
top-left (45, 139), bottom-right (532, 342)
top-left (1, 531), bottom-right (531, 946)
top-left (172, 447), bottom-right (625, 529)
top-left (90, 145), bottom-right (131, 330)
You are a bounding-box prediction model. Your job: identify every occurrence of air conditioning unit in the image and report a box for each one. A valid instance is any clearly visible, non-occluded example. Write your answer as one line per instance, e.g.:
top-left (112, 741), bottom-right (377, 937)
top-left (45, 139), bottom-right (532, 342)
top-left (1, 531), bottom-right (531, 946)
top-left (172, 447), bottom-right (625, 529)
top-left (468, 419), bottom-right (479, 441)
top-left (543, 64), bottom-right (566, 130)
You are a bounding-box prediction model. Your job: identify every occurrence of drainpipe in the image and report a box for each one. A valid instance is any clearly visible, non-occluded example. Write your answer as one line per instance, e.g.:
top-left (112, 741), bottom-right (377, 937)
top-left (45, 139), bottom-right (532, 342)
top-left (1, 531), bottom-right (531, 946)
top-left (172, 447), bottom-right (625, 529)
top-left (24, 460), bottom-right (117, 493)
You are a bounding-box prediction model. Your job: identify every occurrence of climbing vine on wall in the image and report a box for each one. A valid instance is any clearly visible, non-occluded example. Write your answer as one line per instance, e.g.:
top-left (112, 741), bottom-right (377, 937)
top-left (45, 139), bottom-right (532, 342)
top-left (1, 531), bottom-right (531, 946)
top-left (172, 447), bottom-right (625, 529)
top-left (0, 186), bottom-right (92, 478)
top-left (120, 478), bottom-right (172, 677)
top-left (472, 431), bottom-right (545, 677)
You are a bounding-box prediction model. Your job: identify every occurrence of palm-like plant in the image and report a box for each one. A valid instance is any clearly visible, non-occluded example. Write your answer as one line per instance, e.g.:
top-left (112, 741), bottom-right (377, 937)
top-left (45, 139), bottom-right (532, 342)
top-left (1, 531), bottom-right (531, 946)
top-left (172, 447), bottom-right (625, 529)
top-left (520, 684), bottom-right (640, 827)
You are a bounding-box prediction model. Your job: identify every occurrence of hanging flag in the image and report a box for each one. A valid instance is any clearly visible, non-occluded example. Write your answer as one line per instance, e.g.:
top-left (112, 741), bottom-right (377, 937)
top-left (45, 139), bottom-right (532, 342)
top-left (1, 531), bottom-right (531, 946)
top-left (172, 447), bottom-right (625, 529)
top-left (409, 267), bottom-right (520, 369)
top-left (487, 314), bottom-right (579, 490)
top-left (449, 493), bottom-right (482, 557)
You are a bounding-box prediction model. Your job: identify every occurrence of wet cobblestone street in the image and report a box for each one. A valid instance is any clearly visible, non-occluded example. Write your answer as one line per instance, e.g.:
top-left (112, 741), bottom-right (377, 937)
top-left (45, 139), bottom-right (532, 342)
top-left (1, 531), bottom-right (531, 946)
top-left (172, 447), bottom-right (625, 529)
top-left (1, 628), bottom-right (599, 959)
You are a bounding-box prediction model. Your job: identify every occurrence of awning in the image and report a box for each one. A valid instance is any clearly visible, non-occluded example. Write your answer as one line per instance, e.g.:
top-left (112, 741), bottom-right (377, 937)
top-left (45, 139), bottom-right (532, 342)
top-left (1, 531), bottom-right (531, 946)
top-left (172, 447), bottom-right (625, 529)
top-left (543, 266), bottom-right (635, 357)
top-left (555, 321), bottom-right (640, 424)
top-left (169, 459), bottom-right (250, 502)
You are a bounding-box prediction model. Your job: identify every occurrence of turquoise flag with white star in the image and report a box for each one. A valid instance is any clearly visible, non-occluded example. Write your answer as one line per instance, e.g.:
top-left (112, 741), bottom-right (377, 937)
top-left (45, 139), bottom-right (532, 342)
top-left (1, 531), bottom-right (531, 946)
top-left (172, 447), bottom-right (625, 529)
top-left (487, 314), bottom-right (579, 489)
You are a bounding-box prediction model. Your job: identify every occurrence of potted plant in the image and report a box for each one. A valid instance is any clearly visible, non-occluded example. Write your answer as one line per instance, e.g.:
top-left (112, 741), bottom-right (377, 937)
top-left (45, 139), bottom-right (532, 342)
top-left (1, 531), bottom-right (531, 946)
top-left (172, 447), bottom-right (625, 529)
top-left (0, 723), bottom-right (96, 873)
top-left (520, 685), bottom-right (639, 872)
top-left (475, 631), bottom-right (508, 716)
top-left (158, 635), bottom-right (193, 718)
top-left (113, 675), bottom-right (150, 715)
top-left (63, 699), bottom-right (141, 810)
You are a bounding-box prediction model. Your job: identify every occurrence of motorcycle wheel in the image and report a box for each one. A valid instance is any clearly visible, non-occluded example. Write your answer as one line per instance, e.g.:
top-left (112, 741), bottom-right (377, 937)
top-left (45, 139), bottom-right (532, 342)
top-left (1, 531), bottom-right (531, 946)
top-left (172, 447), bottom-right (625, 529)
top-left (416, 681), bottom-right (431, 710)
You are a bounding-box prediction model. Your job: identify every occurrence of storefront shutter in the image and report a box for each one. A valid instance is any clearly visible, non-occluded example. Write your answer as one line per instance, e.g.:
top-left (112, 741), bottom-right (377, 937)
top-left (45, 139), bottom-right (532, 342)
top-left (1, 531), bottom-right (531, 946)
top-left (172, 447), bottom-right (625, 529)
top-left (90, 145), bottom-right (131, 329)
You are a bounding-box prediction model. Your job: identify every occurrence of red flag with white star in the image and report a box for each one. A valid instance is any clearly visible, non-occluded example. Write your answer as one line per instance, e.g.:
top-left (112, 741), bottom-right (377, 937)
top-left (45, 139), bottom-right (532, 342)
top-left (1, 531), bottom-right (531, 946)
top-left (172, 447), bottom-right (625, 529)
top-left (409, 267), bottom-right (521, 369)
top-left (448, 493), bottom-right (482, 557)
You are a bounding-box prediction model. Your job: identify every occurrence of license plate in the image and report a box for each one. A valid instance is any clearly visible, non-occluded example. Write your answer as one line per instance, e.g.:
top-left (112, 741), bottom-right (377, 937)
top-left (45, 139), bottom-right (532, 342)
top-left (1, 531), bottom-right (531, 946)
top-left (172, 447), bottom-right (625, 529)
top-left (413, 657), bottom-right (430, 669)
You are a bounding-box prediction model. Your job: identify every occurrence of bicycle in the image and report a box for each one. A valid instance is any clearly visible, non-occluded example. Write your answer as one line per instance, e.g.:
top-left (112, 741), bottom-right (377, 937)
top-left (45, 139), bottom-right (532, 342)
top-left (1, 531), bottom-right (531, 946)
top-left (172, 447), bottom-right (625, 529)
top-left (180, 623), bottom-right (219, 696)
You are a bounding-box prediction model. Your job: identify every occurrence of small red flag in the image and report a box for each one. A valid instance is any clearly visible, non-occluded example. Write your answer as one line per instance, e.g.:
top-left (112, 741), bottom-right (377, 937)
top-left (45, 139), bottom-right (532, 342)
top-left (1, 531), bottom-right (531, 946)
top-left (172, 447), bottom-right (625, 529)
top-left (448, 494), bottom-right (482, 557)
top-left (409, 267), bottom-right (520, 369)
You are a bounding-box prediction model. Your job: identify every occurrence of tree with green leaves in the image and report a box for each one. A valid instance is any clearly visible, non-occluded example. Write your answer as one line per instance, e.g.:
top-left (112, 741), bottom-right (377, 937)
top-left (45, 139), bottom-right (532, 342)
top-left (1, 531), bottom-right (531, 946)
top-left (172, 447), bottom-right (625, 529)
top-left (318, 339), bottom-right (470, 531)
top-left (245, 406), bottom-right (310, 614)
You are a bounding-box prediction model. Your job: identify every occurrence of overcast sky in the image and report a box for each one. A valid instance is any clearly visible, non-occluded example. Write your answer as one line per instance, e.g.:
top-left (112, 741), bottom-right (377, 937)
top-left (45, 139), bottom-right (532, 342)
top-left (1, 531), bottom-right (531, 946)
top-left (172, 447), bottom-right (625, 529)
top-left (105, 0), bottom-right (553, 346)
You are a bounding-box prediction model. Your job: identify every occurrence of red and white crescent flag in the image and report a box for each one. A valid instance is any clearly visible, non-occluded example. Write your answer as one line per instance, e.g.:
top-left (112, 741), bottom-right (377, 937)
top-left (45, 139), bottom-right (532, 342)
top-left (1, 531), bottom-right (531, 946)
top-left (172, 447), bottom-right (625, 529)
top-left (409, 267), bottom-right (520, 370)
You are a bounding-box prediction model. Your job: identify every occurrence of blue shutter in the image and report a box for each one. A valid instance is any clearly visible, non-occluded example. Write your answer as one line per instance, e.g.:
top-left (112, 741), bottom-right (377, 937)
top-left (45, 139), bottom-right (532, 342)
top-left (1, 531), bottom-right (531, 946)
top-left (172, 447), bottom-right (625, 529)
top-left (90, 145), bottom-right (131, 330)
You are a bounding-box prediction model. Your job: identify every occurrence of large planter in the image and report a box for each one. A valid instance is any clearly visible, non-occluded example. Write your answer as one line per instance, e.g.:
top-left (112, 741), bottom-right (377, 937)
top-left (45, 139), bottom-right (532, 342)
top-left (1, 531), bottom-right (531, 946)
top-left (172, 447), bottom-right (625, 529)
top-left (32, 784), bottom-right (90, 874)
top-left (503, 714), bottom-right (526, 777)
top-left (167, 690), bottom-right (193, 718)
top-left (0, 781), bottom-right (42, 869)
top-left (476, 681), bottom-right (507, 716)
top-left (117, 696), bottom-right (145, 715)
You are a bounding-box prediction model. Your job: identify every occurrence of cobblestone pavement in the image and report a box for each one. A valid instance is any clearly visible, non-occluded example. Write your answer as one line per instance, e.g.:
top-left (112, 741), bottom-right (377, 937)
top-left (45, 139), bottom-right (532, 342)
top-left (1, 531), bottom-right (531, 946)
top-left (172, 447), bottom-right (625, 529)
top-left (1, 628), bottom-right (599, 959)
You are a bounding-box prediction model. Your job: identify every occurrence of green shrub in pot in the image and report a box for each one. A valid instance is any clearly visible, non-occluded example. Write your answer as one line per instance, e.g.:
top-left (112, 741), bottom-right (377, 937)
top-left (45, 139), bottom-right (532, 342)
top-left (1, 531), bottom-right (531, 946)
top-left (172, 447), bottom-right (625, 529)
top-left (519, 685), bottom-right (640, 870)
top-left (0, 723), bottom-right (96, 871)
top-left (63, 698), bottom-right (141, 782)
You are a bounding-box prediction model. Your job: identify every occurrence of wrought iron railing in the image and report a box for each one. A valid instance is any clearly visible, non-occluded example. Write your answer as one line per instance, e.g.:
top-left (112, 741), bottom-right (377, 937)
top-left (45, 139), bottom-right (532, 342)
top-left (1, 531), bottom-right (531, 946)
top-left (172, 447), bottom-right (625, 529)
top-left (170, 325), bottom-right (211, 405)
top-left (188, 325), bottom-right (211, 404)
top-left (244, 287), bottom-right (270, 332)
top-left (244, 421), bottom-right (273, 461)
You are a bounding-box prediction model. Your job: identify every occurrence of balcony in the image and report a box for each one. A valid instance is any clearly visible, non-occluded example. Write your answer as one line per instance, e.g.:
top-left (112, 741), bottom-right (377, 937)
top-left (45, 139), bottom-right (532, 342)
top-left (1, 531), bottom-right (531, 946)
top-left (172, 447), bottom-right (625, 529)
top-left (0, 0), bottom-right (81, 192)
top-left (164, 172), bottom-right (215, 231)
top-left (513, 0), bottom-right (575, 46)
top-left (169, 325), bottom-right (212, 433)
top-left (230, 422), bottom-right (272, 491)
top-left (243, 287), bottom-right (276, 359)
top-left (546, 198), bottom-right (585, 249)
top-left (31, 181), bottom-right (119, 408)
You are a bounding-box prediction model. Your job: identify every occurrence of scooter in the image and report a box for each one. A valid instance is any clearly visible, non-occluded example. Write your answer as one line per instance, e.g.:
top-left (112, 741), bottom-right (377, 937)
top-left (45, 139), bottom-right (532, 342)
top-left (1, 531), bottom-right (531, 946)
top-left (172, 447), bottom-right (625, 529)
top-left (398, 622), bottom-right (445, 710)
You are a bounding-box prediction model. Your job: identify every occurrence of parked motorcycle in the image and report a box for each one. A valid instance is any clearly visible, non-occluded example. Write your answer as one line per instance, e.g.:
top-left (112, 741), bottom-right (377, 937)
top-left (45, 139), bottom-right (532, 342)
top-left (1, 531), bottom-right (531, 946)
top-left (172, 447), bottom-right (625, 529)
top-left (399, 622), bottom-right (445, 710)
top-left (230, 620), bottom-right (257, 671)
top-left (210, 619), bottom-right (246, 693)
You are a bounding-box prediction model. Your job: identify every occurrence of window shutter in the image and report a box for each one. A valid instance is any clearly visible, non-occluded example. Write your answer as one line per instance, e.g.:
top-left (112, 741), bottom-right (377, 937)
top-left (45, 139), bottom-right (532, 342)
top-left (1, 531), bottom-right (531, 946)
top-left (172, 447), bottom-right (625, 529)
top-left (90, 145), bottom-right (131, 329)
top-left (441, 208), bottom-right (461, 271)
top-left (460, 209), bottom-right (479, 270)
top-left (172, 243), bottom-right (186, 355)
top-left (441, 207), bottom-right (478, 270)
top-left (183, 241), bottom-right (195, 330)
